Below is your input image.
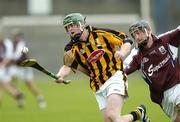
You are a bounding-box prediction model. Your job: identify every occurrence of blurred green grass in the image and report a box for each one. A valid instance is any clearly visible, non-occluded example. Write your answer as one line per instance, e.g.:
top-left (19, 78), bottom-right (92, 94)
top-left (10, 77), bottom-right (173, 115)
top-left (0, 73), bottom-right (170, 122)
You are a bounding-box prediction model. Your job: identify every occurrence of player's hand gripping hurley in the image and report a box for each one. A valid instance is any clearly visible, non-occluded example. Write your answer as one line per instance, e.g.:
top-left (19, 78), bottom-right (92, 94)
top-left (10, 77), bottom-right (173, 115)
top-left (19, 59), bottom-right (70, 84)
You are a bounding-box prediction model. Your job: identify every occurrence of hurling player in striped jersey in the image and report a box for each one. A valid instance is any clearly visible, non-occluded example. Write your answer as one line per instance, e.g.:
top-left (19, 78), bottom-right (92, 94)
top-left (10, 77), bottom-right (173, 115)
top-left (55, 13), bottom-right (150, 122)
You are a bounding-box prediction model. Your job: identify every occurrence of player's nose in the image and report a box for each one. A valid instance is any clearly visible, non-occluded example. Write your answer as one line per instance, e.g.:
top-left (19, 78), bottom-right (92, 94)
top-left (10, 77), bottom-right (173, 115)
top-left (134, 34), bottom-right (141, 41)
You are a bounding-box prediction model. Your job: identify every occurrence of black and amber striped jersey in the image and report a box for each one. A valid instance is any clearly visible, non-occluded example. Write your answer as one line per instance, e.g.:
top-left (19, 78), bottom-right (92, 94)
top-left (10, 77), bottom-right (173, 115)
top-left (64, 26), bottom-right (132, 92)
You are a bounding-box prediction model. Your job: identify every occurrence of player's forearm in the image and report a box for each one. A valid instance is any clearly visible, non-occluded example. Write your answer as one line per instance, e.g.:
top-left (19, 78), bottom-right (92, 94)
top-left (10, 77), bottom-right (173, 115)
top-left (120, 43), bottom-right (132, 58)
top-left (56, 65), bottom-right (72, 79)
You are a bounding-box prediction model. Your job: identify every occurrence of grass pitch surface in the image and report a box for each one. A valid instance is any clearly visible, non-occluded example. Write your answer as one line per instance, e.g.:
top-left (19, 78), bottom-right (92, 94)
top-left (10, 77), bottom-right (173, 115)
top-left (0, 73), bottom-right (170, 122)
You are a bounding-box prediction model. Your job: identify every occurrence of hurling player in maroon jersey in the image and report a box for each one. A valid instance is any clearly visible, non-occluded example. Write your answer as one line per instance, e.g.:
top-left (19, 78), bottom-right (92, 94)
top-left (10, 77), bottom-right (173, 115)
top-left (124, 20), bottom-right (180, 122)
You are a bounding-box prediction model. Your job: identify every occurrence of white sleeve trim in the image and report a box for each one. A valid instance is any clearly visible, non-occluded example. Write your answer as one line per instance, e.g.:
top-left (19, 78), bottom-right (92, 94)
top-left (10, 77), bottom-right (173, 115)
top-left (177, 26), bottom-right (180, 30)
top-left (13, 40), bottom-right (26, 60)
top-left (123, 48), bottom-right (138, 68)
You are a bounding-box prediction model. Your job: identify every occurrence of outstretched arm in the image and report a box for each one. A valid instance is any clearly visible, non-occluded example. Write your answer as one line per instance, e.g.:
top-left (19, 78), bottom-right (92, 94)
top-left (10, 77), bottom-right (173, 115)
top-left (114, 42), bottom-right (132, 60)
top-left (55, 65), bottom-right (72, 83)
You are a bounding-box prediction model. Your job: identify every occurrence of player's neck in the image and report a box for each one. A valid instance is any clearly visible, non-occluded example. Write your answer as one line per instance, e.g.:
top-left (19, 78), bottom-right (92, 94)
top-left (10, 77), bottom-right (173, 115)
top-left (79, 29), bottom-right (89, 42)
top-left (145, 36), bottom-right (153, 48)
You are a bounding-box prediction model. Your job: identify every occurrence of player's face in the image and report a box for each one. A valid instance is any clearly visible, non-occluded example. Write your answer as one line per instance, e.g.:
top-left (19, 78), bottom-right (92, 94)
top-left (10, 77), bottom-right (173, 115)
top-left (132, 29), bottom-right (149, 44)
top-left (65, 23), bottom-right (82, 38)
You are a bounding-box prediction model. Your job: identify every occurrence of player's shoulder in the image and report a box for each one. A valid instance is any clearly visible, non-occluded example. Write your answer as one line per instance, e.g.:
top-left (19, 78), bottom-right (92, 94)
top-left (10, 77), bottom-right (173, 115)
top-left (93, 26), bottom-right (128, 42)
top-left (64, 41), bottom-right (73, 52)
top-left (64, 40), bottom-right (78, 52)
top-left (93, 26), bottom-right (125, 36)
top-left (158, 31), bottom-right (171, 38)
top-left (158, 26), bottom-right (180, 38)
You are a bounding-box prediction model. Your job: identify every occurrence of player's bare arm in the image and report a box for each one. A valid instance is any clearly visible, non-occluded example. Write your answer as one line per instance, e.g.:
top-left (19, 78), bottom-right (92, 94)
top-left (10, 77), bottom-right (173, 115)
top-left (56, 65), bottom-right (72, 83)
top-left (115, 42), bottom-right (132, 60)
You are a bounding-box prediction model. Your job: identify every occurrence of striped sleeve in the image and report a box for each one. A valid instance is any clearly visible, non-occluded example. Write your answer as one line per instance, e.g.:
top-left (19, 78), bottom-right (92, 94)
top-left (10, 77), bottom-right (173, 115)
top-left (63, 50), bottom-right (78, 69)
top-left (103, 32), bottom-right (124, 46)
top-left (94, 28), bottom-right (133, 45)
top-left (63, 50), bottom-right (89, 75)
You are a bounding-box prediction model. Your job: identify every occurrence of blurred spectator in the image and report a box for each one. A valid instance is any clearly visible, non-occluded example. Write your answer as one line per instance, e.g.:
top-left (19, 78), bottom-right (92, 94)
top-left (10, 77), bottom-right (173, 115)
top-left (0, 31), bottom-right (24, 108)
top-left (8, 29), bottom-right (47, 109)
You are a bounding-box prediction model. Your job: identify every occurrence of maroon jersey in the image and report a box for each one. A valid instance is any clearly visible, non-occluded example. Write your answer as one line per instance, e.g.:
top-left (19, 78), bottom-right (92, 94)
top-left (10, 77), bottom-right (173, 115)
top-left (125, 27), bottom-right (180, 105)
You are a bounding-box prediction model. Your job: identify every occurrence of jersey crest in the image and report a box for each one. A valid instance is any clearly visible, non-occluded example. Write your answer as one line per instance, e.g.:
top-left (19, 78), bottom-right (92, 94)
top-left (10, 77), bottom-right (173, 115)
top-left (87, 49), bottom-right (105, 63)
top-left (158, 46), bottom-right (167, 54)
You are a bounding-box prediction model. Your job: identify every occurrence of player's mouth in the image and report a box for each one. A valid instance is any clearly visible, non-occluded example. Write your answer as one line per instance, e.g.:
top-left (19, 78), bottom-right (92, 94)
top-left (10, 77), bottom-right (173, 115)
top-left (70, 31), bottom-right (75, 35)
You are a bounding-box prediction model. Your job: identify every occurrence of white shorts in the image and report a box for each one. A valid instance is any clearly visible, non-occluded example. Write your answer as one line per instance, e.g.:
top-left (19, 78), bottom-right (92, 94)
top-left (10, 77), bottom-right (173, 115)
top-left (161, 83), bottom-right (180, 121)
top-left (8, 65), bottom-right (34, 81)
top-left (94, 70), bottom-right (128, 110)
top-left (0, 67), bottom-right (11, 82)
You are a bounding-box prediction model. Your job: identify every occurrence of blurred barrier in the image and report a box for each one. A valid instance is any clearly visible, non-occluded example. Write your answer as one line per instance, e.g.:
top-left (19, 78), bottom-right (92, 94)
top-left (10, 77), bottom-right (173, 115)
top-left (0, 14), bottom-right (139, 26)
top-left (0, 14), bottom-right (140, 79)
